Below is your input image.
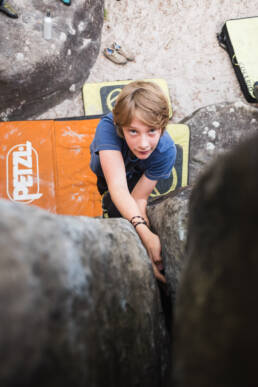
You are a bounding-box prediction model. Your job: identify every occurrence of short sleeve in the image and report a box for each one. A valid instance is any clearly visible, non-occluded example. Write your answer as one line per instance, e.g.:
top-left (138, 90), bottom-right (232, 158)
top-left (90, 113), bottom-right (123, 176)
top-left (91, 113), bottom-right (122, 153)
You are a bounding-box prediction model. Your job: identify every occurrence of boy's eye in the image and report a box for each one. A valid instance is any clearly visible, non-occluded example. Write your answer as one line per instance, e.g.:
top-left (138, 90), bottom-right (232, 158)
top-left (149, 128), bottom-right (157, 134)
top-left (129, 129), bottom-right (137, 135)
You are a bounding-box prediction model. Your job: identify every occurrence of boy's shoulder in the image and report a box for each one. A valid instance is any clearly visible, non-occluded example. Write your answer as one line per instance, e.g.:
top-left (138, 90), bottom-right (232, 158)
top-left (101, 112), bottom-right (114, 123)
top-left (92, 112), bottom-right (123, 152)
top-left (155, 131), bottom-right (175, 154)
top-left (98, 112), bottom-right (118, 135)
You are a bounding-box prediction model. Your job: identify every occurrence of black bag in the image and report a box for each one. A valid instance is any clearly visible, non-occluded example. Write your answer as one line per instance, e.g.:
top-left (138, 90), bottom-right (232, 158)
top-left (217, 16), bottom-right (258, 102)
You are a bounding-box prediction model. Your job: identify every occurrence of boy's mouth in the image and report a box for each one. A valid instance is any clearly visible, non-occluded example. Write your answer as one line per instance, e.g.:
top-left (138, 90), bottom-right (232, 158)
top-left (137, 150), bottom-right (151, 157)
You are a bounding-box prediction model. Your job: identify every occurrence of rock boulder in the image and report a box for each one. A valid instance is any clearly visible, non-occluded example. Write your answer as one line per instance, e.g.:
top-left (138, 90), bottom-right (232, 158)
top-left (148, 187), bottom-right (191, 302)
top-left (147, 101), bottom-right (258, 302)
top-left (0, 199), bottom-right (169, 387)
top-left (183, 101), bottom-right (258, 185)
top-left (173, 130), bottom-right (258, 386)
top-left (0, 0), bottom-right (104, 121)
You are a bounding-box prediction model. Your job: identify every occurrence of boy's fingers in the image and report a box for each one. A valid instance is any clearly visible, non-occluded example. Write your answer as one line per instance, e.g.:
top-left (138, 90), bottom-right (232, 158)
top-left (149, 255), bottom-right (163, 270)
top-left (153, 256), bottom-right (162, 263)
top-left (152, 263), bottom-right (166, 284)
top-left (151, 250), bottom-right (162, 264)
top-left (156, 271), bottom-right (167, 284)
top-left (156, 262), bottom-right (164, 271)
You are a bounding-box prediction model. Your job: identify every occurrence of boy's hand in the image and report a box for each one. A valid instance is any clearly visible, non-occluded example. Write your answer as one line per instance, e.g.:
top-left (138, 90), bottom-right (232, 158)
top-left (151, 260), bottom-right (166, 284)
top-left (98, 151), bottom-right (166, 282)
top-left (137, 227), bottom-right (166, 283)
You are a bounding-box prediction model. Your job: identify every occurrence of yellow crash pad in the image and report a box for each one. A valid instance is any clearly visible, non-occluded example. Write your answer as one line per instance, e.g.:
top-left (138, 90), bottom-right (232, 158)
top-left (82, 78), bottom-right (173, 118)
top-left (150, 124), bottom-right (190, 199)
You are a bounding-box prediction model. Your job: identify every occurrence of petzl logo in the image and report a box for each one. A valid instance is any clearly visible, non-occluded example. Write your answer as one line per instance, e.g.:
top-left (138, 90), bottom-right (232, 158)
top-left (6, 141), bottom-right (43, 203)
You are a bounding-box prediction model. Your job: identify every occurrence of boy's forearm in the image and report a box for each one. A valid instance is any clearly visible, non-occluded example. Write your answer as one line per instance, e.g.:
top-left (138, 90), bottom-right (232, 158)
top-left (110, 188), bottom-right (156, 249)
top-left (109, 186), bottom-right (165, 283)
top-left (109, 188), bottom-right (155, 244)
top-left (134, 198), bottom-right (149, 226)
top-left (109, 187), bottom-right (145, 222)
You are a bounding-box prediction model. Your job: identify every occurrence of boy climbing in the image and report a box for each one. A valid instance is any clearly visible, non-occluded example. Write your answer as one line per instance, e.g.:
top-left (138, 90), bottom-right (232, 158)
top-left (90, 81), bottom-right (177, 283)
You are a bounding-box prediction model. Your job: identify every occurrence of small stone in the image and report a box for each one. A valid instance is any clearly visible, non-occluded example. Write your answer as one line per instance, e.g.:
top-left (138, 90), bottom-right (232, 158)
top-left (78, 21), bottom-right (86, 32)
top-left (206, 142), bottom-right (215, 152)
top-left (234, 101), bottom-right (245, 108)
top-left (212, 121), bottom-right (220, 128)
top-left (16, 53), bottom-right (24, 61)
top-left (208, 129), bottom-right (216, 141)
top-left (69, 84), bottom-right (76, 92)
top-left (60, 32), bottom-right (67, 42)
top-left (69, 25), bottom-right (76, 35)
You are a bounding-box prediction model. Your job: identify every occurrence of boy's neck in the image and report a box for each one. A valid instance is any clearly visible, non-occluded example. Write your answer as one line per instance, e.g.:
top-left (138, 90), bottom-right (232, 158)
top-left (129, 151), bottom-right (138, 160)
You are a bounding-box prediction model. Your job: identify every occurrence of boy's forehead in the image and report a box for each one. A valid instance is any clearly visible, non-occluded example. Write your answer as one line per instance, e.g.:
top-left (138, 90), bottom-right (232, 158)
top-left (126, 116), bottom-right (151, 129)
top-left (126, 111), bottom-right (156, 128)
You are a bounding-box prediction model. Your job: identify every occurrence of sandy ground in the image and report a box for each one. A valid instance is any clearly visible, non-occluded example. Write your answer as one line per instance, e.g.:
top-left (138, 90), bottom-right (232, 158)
top-left (38, 0), bottom-right (258, 122)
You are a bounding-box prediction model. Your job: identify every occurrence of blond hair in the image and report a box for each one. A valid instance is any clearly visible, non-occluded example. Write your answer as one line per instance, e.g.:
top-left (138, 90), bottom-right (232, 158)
top-left (112, 81), bottom-right (169, 137)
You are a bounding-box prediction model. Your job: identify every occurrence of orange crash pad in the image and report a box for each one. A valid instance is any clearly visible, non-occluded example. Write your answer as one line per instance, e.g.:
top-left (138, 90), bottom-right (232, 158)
top-left (0, 117), bottom-right (102, 217)
top-left (0, 117), bottom-right (189, 217)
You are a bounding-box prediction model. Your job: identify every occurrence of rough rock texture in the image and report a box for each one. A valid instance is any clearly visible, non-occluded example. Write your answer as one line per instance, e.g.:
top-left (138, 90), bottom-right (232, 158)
top-left (0, 0), bottom-right (104, 121)
top-left (2, 102), bottom-right (258, 386)
top-left (146, 102), bottom-right (258, 302)
top-left (148, 187), bottom-right (191, 302)
top-left (183, 101), bottom-right (258, 185)
top-left (173, 131), bottom-right (258, 386)
top-left (0, 199), bottom-right (169, 387)
top-left (0, 185), bottom-right (194, 387)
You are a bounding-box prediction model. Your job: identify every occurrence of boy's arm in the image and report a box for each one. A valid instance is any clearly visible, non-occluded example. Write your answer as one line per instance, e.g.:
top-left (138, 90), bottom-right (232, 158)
top-left (99, 150), bottom-right (166, 283)
top-left (131, 174), bottom-right (157, 225)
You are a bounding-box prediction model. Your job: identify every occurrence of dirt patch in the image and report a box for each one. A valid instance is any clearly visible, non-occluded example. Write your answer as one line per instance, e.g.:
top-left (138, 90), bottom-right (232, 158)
top-left (38, 0), bottom-right (258, 121)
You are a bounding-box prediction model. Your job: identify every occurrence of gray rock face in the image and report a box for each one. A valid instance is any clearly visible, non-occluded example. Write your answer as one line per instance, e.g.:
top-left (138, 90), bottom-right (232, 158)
top-left (0, 199), bottom-right (169, 387)
top-left (146, 101), bottom-right (258, 302)
top-left (148, 187), bottom-right (191, 302)
top-left (0, 181), bottom-right (193, 387)
top-left (173, 131), bottom-right (258, 386)
top-left (0, 0), bottom-right (104, 121)
top-left (183, 101), bottom-right (258, 185)
top-left (1, 101), bottom-right (258, 386)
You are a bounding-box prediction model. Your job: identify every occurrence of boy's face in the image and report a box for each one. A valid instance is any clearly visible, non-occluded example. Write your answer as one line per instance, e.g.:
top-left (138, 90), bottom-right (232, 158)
top-left (122, 116), bottom-right (161, 160)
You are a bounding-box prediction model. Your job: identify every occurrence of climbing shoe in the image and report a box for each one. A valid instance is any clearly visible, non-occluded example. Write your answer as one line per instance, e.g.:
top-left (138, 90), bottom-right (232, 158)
top-left (60, 0), bottom-right (71, 5)
top-left (253, 82), bottom-right (258, 101)
top-left (0, 1), bottom-right (18, 18)
top-left (111, 42), bottom-right (135, 61)
top-left (103, 47), bottom-right (127, 65)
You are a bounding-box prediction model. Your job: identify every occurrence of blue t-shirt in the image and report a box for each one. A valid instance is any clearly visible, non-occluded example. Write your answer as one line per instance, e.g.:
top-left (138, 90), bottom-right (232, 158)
top-left (90, 112), bottom-right (176, 181)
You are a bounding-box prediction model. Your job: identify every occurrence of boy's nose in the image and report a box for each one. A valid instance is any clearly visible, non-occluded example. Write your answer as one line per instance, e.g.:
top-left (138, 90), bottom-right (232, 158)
top-left (139, 135), bottom-right (149, 149)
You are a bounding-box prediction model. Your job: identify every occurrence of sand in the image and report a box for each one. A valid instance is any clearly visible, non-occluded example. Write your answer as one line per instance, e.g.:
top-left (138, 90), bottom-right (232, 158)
top-left (38, 0), bottom-right (258, 122)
